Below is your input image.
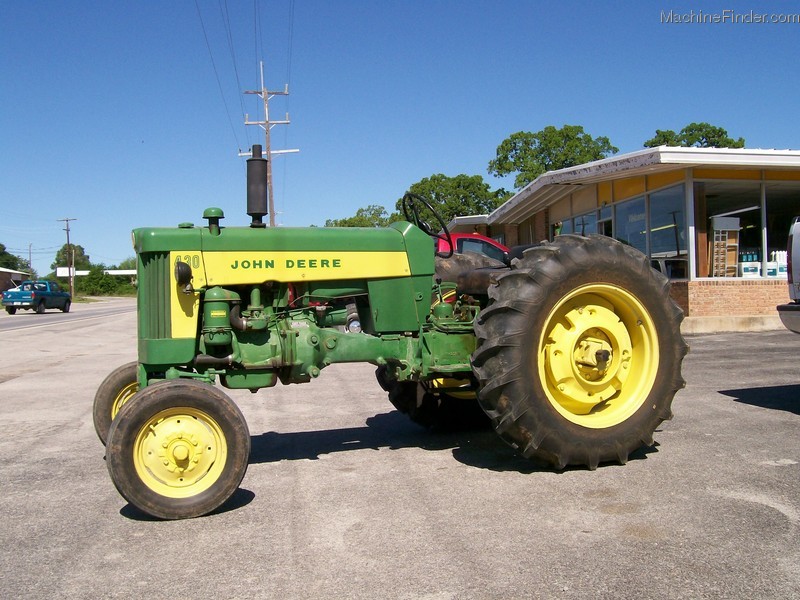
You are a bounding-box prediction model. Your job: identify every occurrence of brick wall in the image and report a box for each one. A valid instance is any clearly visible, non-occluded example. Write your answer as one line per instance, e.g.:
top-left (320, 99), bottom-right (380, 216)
top-left (670, 279), bottom-right (790, 317)
top-left (504, 224), bottom-right (519, 247)
top-left (668, 282), bottom-right (689, 315)
top-left (535, 210), bottom-right (548, 242)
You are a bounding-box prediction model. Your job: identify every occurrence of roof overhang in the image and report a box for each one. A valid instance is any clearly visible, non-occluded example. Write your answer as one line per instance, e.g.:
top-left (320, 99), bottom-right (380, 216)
top-left (0, 267), bottom-right (30, 276)
top-left (489, 146), bottom-right (800, 224)
top-left (446, 213), bottom-right (490, 232)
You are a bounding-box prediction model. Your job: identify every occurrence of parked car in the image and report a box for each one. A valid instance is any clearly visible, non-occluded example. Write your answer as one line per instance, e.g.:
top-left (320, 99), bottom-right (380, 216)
top-left (2, 280), bottom-right (71, 314)
top-left (437, 232), bottom-right (509, 262)
top-left (777, 217), bottom-right (800, 334)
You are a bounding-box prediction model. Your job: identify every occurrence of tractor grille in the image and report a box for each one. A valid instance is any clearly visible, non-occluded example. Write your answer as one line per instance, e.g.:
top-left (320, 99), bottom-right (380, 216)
top-left (139, 252), bottom-right (171, 339)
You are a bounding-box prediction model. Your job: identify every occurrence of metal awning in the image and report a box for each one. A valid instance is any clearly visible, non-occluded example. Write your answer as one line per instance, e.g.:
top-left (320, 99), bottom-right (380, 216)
top-left (488, 146), bottom-right (800, 224)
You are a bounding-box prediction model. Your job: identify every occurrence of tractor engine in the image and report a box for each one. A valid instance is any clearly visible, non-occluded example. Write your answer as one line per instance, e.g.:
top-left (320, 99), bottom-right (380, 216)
top-left (132, 145), bottom-right (477, 393)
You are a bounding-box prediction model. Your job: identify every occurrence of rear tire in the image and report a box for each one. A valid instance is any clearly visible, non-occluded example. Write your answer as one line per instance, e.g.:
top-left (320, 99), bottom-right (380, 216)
top-left (36, 301), bottom-right (45, 314)
top-left (106, 379), bottom-right (250, 520)
top-left (472, 234), bottom-right (687, 469)
top-left (93, 361), bottom-right (139, 445)
top-left (5, 307), bottom-right (16, 315)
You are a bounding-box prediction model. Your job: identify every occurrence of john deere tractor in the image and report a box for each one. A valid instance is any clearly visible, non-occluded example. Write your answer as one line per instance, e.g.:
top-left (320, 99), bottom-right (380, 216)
top-left (95, 145), bottom-right (687, 519)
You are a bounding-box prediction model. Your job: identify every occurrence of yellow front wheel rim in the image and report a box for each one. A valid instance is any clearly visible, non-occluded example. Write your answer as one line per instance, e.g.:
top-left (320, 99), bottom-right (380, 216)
top-left (133, 408), bottom-right (227, 498)
top-left (111, 382), bottom-right (138, 421)
top-left (539, 284), bottom-right (659, 429)
top-left (429, 377), bottom-right (476, 399)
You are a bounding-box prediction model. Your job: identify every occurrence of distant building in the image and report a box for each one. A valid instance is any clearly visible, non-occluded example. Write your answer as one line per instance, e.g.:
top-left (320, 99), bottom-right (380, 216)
top-left (0, 267), bottom-right (30, 292)
top-left (449, 146), bottom-right (800, 331)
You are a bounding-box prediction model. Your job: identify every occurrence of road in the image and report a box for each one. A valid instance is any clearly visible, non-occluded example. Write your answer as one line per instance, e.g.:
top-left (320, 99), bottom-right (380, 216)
top-left (0, 299), bottom-right (799, 599)
top-left (0, 297), bottom-right (136, 334)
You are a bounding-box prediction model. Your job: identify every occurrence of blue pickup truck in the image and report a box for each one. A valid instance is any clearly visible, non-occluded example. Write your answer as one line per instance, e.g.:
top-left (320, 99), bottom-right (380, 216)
top-left (2, 280), bottom-right (71, 315)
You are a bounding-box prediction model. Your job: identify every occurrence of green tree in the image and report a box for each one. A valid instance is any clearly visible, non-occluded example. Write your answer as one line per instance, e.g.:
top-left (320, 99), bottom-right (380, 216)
top-left (78, 265), bottom-right (119, 295)
top-left (398, 174), bottom-right (510, 224)
top-left (116, 256), bottom-right (137, 270)
top-left (488, 125), bottom-right (618, 189)
top-left (51, 244), bottom-right (91, 272)
top-left (325, 205), bottom-right (401, 228)
top-left (644, 122), bottom-right (745, 148)
top-left (0, 244), bottom-right (36, 278)
top-left (0, 242), bottom-right (22, 271)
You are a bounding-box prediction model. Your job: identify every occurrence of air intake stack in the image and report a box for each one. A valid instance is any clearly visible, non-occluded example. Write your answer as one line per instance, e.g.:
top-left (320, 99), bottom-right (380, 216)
top-left (247, 144), bottom-right (268, 228)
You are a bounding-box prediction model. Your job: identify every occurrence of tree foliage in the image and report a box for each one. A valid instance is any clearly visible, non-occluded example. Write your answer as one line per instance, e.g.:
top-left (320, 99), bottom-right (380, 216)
top-left (326, 174), bottom-right (508, 229)
top-left (0, 243), bottom-right (36, 279)
top-left (325, 205), bottom-right (401, 228)
top-left (643, 122), bottom-right (745, 148)
top-left (0, 243), bottom-right (22, 271)
top-left (488, 125), bottom-right (618, 190)
top-left (51, 244), bottom-right (92, 272)
top-left (78, 265), bottom-right (119, 296)
top-left (397, 174), bottom-right (510, 224)
top-left (115, 256), bottom-right (137, 270)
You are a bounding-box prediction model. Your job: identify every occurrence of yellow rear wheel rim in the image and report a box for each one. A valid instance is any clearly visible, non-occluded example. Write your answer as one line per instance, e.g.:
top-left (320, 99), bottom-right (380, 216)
top-left (538, 284), bottom-right (658, 429)
top-left (133, 408), bottom-right (227, 498)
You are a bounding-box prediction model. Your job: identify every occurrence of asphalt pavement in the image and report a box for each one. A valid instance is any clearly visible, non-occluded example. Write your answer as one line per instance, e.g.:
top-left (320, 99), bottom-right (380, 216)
top-left (0, 298), bottom-right (798, 599)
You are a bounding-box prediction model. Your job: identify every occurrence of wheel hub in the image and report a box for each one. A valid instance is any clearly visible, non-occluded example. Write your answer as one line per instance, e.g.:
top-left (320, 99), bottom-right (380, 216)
top-left (134, 409), bottom-right (224, 494)
top-left (544, 293), bottom-right (636, 417)
top-left (574, 336), bottom-right (613, 379)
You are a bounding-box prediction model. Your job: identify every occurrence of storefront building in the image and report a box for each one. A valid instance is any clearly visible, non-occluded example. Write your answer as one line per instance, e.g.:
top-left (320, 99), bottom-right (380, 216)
top-left (450, 147), bottom-right (800, 331)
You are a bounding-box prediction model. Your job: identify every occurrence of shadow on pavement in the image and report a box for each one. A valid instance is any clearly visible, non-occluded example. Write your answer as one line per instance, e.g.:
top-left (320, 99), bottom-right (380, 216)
top-left (119, 488), bottom-right (256, 521)
top-left (248, 410), bottom-right (659, 473)
top-left (118, 412), bottom-right (661, 520)
top-left (721, 384), bottom-right (800, 415)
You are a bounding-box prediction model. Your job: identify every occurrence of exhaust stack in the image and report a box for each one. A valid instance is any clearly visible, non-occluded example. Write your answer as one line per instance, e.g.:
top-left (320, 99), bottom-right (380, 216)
top-left (247, 144), bottom-right (268, 228)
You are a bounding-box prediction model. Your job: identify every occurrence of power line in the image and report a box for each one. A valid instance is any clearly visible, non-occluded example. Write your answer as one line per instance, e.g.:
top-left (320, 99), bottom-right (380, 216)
top-left (286, 0), bottom-right (295, 85)
top-left (280, 0), bottom-right (296, 218)
top-left (219, 0), bottom-right (251, 149)
top-left (195, 0), bottom-right (242, 151)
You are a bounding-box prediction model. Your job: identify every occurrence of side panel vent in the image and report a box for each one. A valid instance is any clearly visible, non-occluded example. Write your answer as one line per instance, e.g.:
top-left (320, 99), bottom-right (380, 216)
top-left (139, 252), bottom-right (171, 339)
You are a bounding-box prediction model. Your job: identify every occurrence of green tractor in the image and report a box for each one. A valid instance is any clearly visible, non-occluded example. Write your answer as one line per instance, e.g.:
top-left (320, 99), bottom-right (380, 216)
top-left (95, 145), bottom-right (687, 519)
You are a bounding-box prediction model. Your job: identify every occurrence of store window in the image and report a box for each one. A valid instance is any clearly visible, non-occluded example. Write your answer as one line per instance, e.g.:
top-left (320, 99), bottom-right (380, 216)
top-left (694, 181), bottom-right (761, 277)
top-left (765, 182), bottom-right (800, 263)
top-left (552, 218), bottom-right (574, 238)
top-left (598, 204), bottom-right (613, 237)
top-left (574, 212), bottom-right (597, 235)
top-left (614, 196), bottom-right (647, 255)
top-left (649, 185), bottom-right (687, 278)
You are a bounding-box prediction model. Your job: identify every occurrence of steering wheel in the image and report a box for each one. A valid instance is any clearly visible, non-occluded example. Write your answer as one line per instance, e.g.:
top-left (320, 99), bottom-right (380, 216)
top-left (401, 192), bottom-right (454, 258)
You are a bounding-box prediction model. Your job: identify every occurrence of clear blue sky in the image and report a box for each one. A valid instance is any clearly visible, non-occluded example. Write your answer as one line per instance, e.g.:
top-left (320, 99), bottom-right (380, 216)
top-left (2, 0), bottom-right (798, 275)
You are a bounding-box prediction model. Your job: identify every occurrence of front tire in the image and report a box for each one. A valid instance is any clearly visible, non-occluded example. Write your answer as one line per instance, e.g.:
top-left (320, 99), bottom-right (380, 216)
top-left (472, 235), bottom-right (687, 469)
top-left (106, 379), bottom-right (250, 519)
top-left (61, 300), bottom-right (71, 313)
top-left (93, 361), bottom-right (139, 445)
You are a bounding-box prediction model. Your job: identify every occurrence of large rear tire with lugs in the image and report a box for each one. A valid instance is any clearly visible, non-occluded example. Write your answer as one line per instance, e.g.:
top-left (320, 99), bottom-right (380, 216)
top-left (106, 379), bottom-right (250, 520)
top-left (471, 234), bottom-right (687, 470)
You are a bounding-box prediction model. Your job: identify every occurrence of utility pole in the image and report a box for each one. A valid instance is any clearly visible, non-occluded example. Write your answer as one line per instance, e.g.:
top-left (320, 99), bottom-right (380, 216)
top-left (242, 60), bottom-right (298, 227)
top-left (57, 218), bottom-right (77, 298)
